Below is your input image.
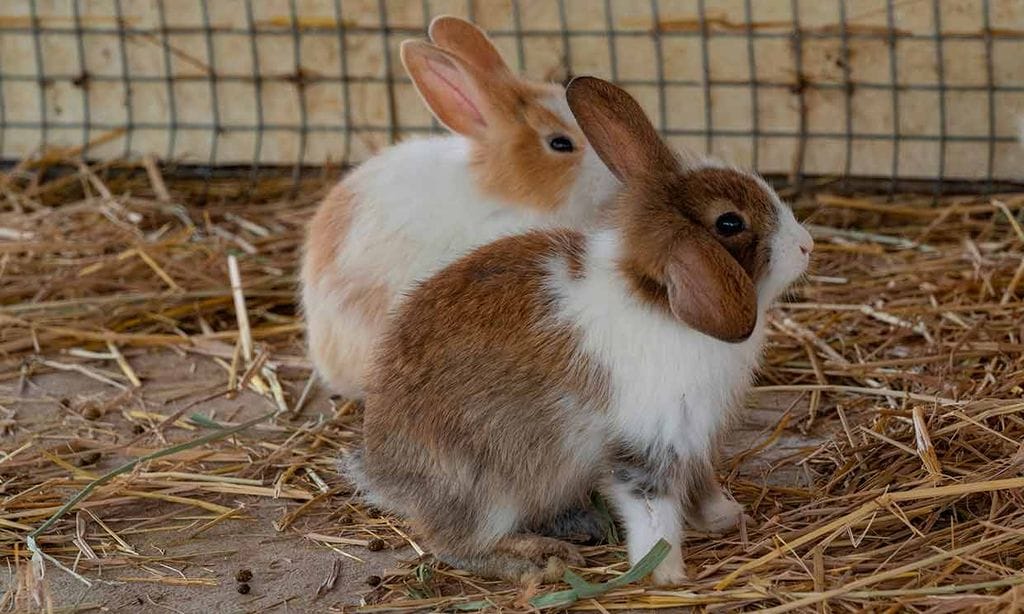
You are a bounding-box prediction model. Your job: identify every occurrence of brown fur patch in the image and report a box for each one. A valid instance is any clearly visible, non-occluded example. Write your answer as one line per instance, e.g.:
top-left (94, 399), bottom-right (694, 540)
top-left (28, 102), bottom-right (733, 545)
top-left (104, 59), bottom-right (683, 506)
top-left (402, 39), bottom-right (587, 214)
top-left (564, 232), bottom-right (587, 280)
top-left (302, 183), bottom-right (354, 284)
top-left (361, 229), bottom-right (608, 558)
top-left (615, 167), bottom-right (778, 331)
top-left (440, 534), bottom-right (581, 585)
top-left (471, 81), bottom-right (586, 213)
top-left (567, 76), bottom-right (777, 341)
top-left (428, 16), bottom-right (508, 75)
top-left (302, 183), bottom-right (391, 321)
top-left (494, 534), bottom-right (584, 566)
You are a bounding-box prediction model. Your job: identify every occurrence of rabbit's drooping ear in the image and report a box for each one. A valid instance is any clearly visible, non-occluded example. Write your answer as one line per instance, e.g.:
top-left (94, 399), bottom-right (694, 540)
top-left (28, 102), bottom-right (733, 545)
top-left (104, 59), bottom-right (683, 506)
top-left (665, 233), bottom-right (758, 342)
top-left (401, 40), bottom-right (492, 138)
top-left (428, 16), bottom-right (509, 76)
top-left (566, 76), bottom-right (678, 182)
top-left (567, 76), bottom-right (757, 341)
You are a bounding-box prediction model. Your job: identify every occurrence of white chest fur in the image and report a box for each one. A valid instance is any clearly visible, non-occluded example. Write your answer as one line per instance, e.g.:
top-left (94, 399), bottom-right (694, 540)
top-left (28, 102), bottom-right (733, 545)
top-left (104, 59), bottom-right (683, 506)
top-left (547, 230), bottom-right (766, 460)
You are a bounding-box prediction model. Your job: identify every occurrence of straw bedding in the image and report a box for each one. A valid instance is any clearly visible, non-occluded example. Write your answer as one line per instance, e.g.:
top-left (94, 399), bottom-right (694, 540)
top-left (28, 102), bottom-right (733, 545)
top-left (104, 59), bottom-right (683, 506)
top-left (1, 155), bottom-right (1023, 612)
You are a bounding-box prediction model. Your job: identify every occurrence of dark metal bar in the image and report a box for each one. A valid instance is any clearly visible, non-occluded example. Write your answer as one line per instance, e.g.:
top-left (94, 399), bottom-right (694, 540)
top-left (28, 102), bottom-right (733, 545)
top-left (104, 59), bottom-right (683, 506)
top-left (199, 0), bottom-right (220, 198)
top-left (649, 0), bottom-right (668, 135)
top-left (156, 0), bottom-right (179, 160)
top-left (982, 0), bottom-right (996, 193)
top-left (838, 0), bottom-right (853, 190)
top-left (421, 0), bottom-right (440, 132)
top-left (932, 0), bottom-right (947, 197)
top-left (1, 118), bottom-right (1010, 143)
top-left (604, 0), bottom-right (619, 81)
top-left (886, 0), bottom-right (900, 197)
top-left (0, 70), bottom-right (1020, 94)
top-left (71, 1), bottom-right (91, 157)
top-left (697, 0), bottom-right (712, 154)
top-left (789, 0), bottom-right (807, 189)
top-left (744, 0), bottom-right (759, 170)
top-left (5, 24), bottom-right (1020, 42)
top-left (510, 0), bottom-right (526, 72)
top-left (246, 0), bottom-right (265, 186)
top-left (334, 0), bottom-right (356, 155)
top-left (113, 0), bottom-right (134, 157)
top-left (28, 0), bottom-right (48, 152)
top-left (5, 158), bottom-right (1016, 196)
top-left (557, 0), bottom-right (573, 82)
top-left (377, 0), bottom-right (398, 145)
top-left (288, 0), bottom-right (309, 189)
top-left (0, 15), bottom-right (5, 156)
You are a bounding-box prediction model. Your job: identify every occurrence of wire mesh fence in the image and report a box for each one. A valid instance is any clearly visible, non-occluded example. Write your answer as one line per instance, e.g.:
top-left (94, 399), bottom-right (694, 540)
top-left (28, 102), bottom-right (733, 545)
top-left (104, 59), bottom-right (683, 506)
top-left (1, 0), bottom-right (1022, 192)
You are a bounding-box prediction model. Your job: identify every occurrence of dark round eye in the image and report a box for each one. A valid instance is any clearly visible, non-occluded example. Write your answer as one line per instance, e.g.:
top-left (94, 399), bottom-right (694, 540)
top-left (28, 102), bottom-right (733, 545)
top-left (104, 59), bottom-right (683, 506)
top-left (715, 212), bottom-right (746, 237)
top-left (547, 135), bottom-right (575, 153)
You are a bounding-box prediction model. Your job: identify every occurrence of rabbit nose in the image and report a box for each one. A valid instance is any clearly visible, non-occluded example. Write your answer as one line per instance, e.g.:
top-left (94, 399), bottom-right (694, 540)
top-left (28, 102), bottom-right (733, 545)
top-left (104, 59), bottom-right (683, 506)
top-left (799, 241), bottom-right (813, 255)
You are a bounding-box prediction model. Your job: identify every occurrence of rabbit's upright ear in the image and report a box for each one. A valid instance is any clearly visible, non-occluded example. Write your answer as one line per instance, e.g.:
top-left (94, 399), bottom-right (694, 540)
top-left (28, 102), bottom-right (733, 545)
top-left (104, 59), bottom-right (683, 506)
top-left (566, 76), bottom-right (678, 182)
top-left (401, 40), bottom-right (493, 138)
top-left (428, 16), bottom-right (510, 76)
top-left (568, 76), bottom-right (757, 342)
top-left (664, 231), bottom-right (758, 342)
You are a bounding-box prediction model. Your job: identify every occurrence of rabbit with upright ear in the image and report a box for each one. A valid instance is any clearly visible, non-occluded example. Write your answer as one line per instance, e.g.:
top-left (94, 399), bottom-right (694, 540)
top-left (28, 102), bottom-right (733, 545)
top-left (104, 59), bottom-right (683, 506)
top-left (349, 76), bottom-right (814, 586)
top-left (301, 16), bottom-right (618, 400)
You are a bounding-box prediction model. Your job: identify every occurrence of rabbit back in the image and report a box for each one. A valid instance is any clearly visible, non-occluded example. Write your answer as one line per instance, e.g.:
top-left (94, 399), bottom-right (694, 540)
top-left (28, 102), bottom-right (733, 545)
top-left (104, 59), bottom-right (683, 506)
top-left (360, 229), bottom-right (610, 551)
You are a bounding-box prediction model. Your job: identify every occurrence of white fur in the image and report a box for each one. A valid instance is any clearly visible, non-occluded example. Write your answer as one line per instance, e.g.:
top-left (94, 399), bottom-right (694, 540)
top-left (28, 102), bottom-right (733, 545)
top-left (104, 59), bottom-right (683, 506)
top-left (544, 184), bottom-right (811, 581)
top-left (550, 229), bottom-right (766, 462)
top-left (303, 104), bottom-right (619, 398)
top-left (607, 481), bottom-right (685, 586)
top-left (759, 180), bottom-right (814, 304)
top-left (691, 486), bottom-right (745, 533)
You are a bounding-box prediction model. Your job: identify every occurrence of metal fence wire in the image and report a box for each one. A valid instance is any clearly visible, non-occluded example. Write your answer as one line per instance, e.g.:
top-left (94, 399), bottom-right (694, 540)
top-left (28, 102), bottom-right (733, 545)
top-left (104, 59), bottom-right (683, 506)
top-left (1, 0), bottom-right (1023, 193)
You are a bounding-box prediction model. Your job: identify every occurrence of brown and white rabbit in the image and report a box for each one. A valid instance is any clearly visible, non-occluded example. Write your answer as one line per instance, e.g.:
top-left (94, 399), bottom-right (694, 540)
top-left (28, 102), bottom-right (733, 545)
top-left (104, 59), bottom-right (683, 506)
top-left (349, 76), bottom-right (813, 586)
top-left (301, 17), bottom-right (618, 399)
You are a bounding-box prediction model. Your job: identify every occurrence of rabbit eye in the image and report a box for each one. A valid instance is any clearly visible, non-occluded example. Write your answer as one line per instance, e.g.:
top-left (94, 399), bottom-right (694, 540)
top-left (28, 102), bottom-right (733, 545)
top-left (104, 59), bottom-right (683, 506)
top-left (547, 135), bottom-right (575, 153)
top-left (715, 212), bottom-right (746, 237)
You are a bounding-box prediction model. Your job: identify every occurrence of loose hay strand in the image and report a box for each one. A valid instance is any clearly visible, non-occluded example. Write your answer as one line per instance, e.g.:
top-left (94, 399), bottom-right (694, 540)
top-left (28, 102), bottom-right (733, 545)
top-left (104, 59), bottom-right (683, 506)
top-left (227, 253), bottom-right (254, 364)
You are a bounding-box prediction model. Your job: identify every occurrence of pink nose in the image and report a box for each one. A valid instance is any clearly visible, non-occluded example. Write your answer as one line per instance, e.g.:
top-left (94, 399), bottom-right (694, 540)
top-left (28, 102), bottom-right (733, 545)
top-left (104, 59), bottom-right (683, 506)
top-left (800, 242), bottom-right (813, 255)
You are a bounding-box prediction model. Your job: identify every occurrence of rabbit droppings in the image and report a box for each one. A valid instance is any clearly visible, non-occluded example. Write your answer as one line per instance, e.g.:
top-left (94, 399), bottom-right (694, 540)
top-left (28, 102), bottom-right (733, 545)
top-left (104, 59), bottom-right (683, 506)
top-left (301, 17), bottom-right (618, 400)
top-left (349, 77), bottom-right (813, 586)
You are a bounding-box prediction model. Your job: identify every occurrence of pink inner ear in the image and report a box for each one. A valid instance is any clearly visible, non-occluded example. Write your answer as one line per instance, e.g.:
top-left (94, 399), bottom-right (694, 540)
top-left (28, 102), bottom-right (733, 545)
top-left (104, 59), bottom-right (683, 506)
top-left (426, 57), bottom-right (486, 128)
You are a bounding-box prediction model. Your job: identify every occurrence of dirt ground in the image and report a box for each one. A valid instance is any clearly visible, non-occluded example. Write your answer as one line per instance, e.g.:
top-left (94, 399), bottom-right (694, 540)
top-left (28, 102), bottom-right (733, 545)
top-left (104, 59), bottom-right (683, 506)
top-left (1, 349), bottom-right (813, 613)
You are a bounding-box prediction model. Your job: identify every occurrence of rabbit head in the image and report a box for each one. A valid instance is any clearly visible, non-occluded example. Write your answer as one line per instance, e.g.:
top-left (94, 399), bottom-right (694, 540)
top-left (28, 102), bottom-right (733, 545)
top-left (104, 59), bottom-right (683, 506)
top-left (401, 16), bottom-right (615, 217)
top-left (566, 76), bottom-right (813, 342)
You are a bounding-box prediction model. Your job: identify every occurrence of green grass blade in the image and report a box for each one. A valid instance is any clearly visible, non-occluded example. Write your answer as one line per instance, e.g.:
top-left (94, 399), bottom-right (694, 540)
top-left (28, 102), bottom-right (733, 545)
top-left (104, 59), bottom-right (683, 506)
top-left (189, 413), bottom-right (225, 428)
top-left (529, 538), bottom-right (671, 608)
